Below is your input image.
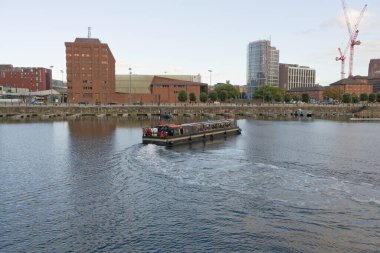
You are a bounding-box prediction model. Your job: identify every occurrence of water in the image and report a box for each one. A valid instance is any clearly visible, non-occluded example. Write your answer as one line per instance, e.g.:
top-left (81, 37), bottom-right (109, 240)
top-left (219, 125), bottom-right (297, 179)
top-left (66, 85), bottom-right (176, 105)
top-left (1, 119), bottom-right (379, 252)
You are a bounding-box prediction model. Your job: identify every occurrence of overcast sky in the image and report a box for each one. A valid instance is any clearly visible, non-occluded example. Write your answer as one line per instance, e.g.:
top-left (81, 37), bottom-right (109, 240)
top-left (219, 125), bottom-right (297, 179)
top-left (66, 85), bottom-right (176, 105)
top-left (1, 0), bottom-right (379, 86)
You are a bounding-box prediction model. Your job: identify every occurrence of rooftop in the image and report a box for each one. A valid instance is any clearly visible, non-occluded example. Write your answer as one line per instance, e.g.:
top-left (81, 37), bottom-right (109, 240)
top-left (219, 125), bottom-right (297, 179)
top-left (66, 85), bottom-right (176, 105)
top-left (74, 38), bottom-right (102, 44)
top-left (330, 76), bottom-right (368, 86)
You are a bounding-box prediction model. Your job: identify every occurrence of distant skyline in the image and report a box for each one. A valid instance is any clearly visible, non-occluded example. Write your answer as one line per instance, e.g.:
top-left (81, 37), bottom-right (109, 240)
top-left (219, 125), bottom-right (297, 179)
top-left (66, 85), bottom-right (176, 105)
top-left (1, 0), bottom-right (379, 86)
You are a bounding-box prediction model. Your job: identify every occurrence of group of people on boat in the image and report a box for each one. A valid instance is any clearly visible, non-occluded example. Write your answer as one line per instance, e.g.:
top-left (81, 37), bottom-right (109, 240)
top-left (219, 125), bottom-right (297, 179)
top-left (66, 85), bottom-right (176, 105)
top-left (143, 119), bottom-right (237, 139)
top-left (143, 127), bottom-right (175, 138)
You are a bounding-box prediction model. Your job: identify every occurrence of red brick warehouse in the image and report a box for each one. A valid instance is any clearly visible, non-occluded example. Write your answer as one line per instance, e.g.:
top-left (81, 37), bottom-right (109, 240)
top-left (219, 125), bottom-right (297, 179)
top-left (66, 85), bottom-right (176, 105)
top-left (0, 64), bottom-right (52, 91)
top-left (65, 38), bottom-right (116, 104)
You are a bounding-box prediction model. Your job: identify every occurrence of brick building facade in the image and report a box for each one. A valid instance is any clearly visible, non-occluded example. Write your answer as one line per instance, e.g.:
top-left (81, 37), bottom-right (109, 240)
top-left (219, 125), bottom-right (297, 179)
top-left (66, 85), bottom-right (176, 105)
top-left (0, 64), bottom-right (52, 91)
top-left (286, 86), bottom-right (325, 101)
top-left (150, 76), bottom-right (208, 104)
top-left (65, 38), bottom-right (116, 104)
top-left (329, 76), bottom-right (373, 95)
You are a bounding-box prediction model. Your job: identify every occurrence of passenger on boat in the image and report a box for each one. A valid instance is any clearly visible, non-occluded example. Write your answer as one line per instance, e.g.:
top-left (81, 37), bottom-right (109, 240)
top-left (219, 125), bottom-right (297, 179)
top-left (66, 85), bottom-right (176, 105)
top-left (145, 128), bottom-right (152, 136)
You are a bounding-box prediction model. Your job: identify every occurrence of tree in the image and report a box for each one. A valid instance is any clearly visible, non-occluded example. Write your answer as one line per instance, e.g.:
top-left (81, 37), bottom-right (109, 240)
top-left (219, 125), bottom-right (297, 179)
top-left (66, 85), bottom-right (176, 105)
top-left (301, 93), bottom-right (310, 103)
top-left (264, 93), bottom-right (272, 102)
top-left (214, 83), bottom-right (240, 101)
top-left (368, 93), bottom-right (376, 103)
top-left (273, 93), bottom-right (282, 102)
top-left (178, 90), bottom-right (187, 102)
top-left (360, 93), bottom-right (368, 102)
top-left (377, 92), bottom-right (380, 102)
top-left (200, 92), bottom-right (208, 103)
top-left (342, 93), bottom-right (351, 103)
top-left (323, 87), bottom-right (341, 101)
top-left (189, 92), bottom-right (196, 103)
top-left (208, 90), bottom-right (218, 102)
top-left (284, 94), bottom-right (292, 103)
top-left (352, 94), bottom-right (359, 103)
top-left (292, 95), bottom-right (300, 102)
top-left (253, 86), bottom-right (284, 102)
top-left (218, 90), bottom-right (228, 102)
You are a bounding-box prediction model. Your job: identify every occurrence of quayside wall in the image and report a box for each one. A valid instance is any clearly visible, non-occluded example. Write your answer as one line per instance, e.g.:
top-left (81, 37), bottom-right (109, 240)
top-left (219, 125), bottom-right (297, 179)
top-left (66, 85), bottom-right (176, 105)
top-left (1, 104), bottom-right (380, 121)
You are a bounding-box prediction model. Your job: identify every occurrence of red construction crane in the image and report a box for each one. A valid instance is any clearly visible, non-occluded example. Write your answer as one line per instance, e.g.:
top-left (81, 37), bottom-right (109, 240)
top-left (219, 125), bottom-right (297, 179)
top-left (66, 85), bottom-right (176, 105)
top-left (348, 4), bottom-right (367, 78)
top-left (335, 0), bottom-right (367, 79)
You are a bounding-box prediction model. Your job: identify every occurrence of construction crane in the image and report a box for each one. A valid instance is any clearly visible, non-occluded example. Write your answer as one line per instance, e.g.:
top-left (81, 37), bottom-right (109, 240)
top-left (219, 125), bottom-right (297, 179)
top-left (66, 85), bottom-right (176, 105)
top-left (335, 0), bottom-right (367, 79)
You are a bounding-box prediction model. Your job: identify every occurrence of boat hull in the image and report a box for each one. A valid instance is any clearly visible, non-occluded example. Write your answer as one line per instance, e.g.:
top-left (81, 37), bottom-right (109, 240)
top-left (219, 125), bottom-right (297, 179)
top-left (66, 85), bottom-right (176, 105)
top-left (142, 127), bottom-right (241, 146)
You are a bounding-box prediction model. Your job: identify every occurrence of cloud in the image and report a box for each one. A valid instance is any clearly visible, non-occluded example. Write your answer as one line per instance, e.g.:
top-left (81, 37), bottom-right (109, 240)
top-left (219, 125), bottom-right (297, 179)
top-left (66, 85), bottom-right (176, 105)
top-left (355, 39), bottom-right (380, 61)
top-left (296, 6), bottom-right (375, 35)
top-left (336, 7), bottom-right (374, 32)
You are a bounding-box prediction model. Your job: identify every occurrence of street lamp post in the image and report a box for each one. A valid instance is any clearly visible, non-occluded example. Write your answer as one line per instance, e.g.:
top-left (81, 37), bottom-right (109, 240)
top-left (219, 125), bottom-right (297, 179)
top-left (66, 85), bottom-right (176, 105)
top-left (60, 70), bottom-right (64, 104)
top-left (50, 65), bottom-right (54, 104)
top-left (129, 67), bottom-right (132, 105)
top-left (208, 70), bottom-right (212, 86)
top-left (60, 70), bottom-right (64, 84)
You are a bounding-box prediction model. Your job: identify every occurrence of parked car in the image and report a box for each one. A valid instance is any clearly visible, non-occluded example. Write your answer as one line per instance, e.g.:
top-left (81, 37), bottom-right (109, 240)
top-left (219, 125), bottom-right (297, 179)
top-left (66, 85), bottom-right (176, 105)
top-left (31, 100), bottom-right (44, 105)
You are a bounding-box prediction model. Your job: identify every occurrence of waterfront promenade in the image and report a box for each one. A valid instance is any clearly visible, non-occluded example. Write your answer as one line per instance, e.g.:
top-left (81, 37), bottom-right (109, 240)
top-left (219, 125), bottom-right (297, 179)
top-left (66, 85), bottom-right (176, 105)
top-left (1, 103), bottom-right (380, 120)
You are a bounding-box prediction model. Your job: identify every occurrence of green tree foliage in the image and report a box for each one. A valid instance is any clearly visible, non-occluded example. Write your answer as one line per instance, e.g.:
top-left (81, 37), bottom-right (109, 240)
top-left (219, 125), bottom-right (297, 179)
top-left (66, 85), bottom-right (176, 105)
top-left (284, 94), bottom-right (292, 103)
top-left (368, 93), bottom-right (376, 103)
top-left (323, 87), bottom-right (341, 101)
top-left (377, 92), bottom-right (380, 102)
top-left (208, 90), bottom-right (218, 102)
top-left (273, 94), bottom-right (282, 102)
top-left (352, 94), bottom-right (359, 103)
top-left (342, 93), bottom-right (352, 103)
top-left (189, 92), bottom-right (196, 103)
top-left (292, 95), bottom-right (300, 102)
top-left (214, 83), bottom-right (240, 100)
top-left (360, 93), bottom-right (368, 101)
top-left (199, 92), bottom-right (208, 103)
top-left (253, 86), bottom-right (284, 102)
top-left (218, 90), bottom-right (228, 102)
top-left (178, 90), bottom-right (187, 102)
top-left (301, 93), bottom-right (310, 103)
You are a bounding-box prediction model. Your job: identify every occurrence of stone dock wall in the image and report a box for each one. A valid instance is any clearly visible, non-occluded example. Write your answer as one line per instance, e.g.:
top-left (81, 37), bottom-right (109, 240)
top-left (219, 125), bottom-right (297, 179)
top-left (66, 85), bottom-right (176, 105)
top-left (1, 104), bottom-right (380, 121)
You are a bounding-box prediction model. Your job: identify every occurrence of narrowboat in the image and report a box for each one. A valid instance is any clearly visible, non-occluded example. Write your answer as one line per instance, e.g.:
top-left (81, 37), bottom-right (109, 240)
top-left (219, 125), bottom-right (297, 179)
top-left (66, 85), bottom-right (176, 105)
top-left (142, 119), bottom-right (241, 146)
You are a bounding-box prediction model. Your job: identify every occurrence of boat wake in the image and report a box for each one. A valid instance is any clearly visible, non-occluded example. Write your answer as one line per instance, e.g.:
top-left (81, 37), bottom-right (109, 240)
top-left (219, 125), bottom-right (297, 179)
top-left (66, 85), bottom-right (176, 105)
top-left (121, 144), bottom-right (380, 210)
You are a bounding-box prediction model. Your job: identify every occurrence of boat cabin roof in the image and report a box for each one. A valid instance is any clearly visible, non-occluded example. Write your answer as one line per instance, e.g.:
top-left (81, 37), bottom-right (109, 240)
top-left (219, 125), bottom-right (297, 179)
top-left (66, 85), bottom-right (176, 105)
top-left (152, 119), bottom-right (235, 129)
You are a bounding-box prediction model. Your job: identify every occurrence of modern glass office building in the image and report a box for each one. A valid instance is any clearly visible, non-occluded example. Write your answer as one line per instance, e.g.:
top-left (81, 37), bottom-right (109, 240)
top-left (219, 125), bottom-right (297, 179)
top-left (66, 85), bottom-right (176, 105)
top-left (246, 40), bottom-right (279, 96)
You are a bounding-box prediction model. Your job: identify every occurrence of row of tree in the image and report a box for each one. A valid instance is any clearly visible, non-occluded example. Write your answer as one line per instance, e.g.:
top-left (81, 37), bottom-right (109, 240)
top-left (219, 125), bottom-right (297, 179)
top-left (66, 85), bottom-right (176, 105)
top-left (177, 83), bottom-right (240, 103)
top-left (341, 93), bottom-right (380, 103)
top-left (178, 85), bottom-right (311, 103)
top-left (177, 84), bottom-right (380, 104)
top-left (323, 87), bottom-right (380, 103)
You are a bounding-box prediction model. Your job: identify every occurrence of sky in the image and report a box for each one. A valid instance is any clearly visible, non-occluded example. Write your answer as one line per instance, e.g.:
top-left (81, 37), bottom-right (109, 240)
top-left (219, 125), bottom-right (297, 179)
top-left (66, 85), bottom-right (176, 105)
top-left (1, 0), bottom-right (379, 86)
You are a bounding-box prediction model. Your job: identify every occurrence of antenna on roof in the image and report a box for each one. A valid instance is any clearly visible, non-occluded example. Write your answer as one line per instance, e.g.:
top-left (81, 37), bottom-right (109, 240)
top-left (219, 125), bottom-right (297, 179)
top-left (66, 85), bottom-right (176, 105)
top-left (88, 27), bottom-right (91, 38)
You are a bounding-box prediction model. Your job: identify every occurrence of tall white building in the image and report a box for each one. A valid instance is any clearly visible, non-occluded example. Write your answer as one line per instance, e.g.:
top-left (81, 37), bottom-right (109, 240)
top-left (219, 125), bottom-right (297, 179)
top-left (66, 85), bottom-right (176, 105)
top-left (246, 40), bottom-right (279, 96)
top-left (279, 64), bottom-right (316, 90)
